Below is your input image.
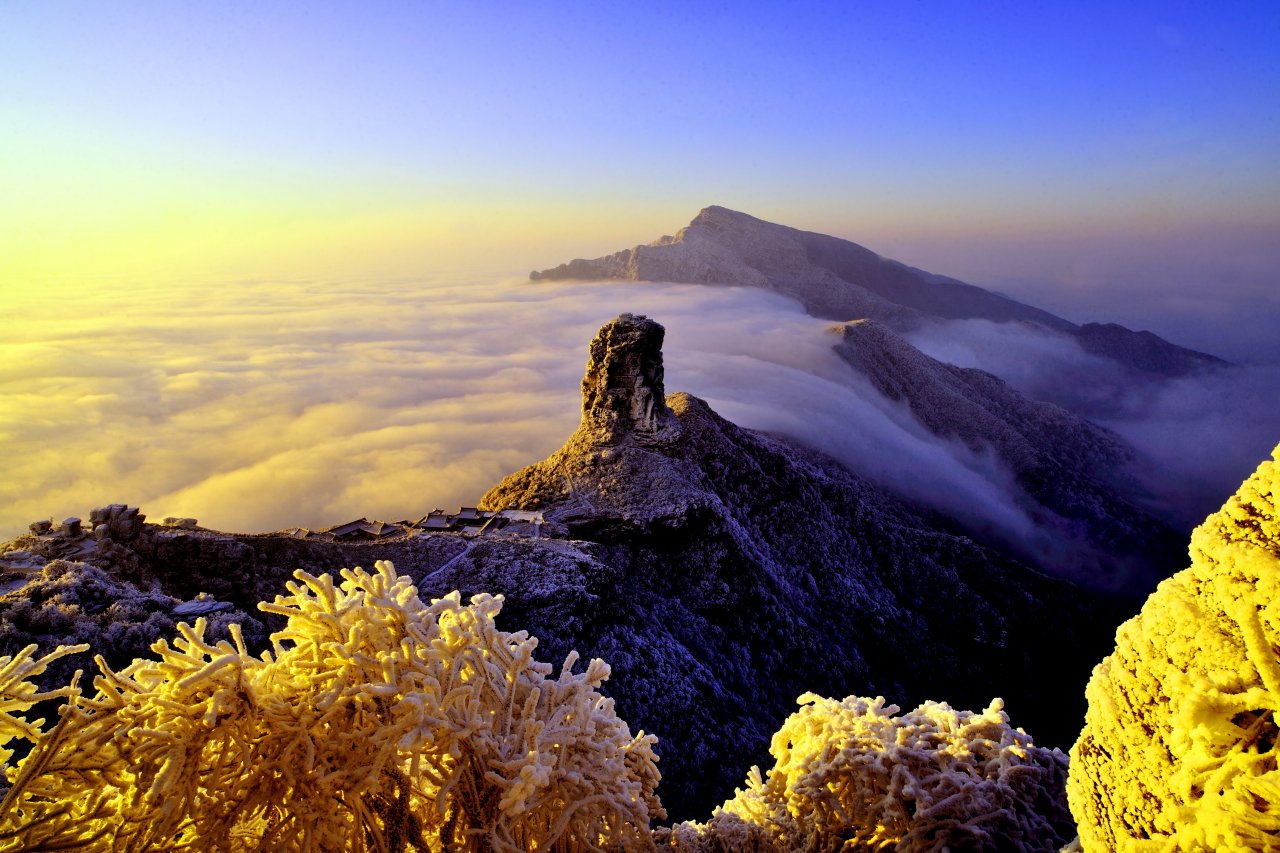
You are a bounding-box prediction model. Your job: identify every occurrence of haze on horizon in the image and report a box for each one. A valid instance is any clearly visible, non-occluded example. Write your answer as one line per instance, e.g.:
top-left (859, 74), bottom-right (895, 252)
top-left (2, 2), bottom-right (1279, 539)
top-left (3, 2), bottom-right (1278, 359)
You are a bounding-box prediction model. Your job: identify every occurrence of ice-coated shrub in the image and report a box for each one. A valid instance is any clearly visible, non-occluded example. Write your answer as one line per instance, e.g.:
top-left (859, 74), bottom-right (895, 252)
top-left (0, 560), bottom-right (662, 852)
top-left (657, 693), bottom-right (1074, 852)
top-left (0, 644), bottom-right (88, 792)
top-left (1068, 445), bottom-right (1280, 851)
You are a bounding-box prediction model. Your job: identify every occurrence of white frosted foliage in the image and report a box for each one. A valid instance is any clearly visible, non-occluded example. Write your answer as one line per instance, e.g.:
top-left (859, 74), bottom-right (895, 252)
top-left (658, 692), bottom-right (1072, 851)
top-left (0, 560), bottom-right (662, 851)
top-left (0, 644), bottom-right (87, 777)
top-left (1069, 444), bottom-right (1280, 851)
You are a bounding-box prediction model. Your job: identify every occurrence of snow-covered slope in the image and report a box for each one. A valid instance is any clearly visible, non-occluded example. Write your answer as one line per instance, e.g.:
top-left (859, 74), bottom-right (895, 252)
top-left (834, 319), bottom-right (1186, 591)
top-left (532, 205), bottom-right (1228, 378)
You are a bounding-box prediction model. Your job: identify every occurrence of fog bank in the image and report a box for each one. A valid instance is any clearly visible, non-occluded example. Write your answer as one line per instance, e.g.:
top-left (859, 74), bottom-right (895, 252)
top-left (905, 318), bottom-right (1280, 527)
top-left (5, 276), bottom-right (1274, 559)
top-left (4, 278), bottom-right (1039, 542)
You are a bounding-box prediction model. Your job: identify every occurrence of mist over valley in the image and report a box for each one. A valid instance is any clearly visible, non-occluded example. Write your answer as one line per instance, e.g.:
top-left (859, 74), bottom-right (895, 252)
top-left (6, 208), bottom-right (1276, 598)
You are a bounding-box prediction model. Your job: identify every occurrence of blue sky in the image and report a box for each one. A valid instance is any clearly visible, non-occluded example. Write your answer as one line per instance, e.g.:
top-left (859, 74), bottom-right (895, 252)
top-left (3, 1), bottom-right (1278, 355)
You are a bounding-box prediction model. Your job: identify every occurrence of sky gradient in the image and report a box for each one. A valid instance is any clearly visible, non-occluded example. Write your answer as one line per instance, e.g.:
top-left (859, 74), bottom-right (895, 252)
top-left (3, 2), bottom-right (1279, 538)
top-left (4, 2), bottom-right (1278, 323)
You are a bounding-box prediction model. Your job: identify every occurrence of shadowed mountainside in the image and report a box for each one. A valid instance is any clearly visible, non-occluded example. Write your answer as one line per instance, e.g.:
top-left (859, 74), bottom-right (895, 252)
top-left (833, 319), bottom-right (1186, 592)
top-left (480, 313), bottom-right (1125, 818)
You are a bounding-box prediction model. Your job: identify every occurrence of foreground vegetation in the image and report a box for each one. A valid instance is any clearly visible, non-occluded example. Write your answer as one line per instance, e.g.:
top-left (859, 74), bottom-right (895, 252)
top-left (1, 445), bottom-right (1276, 851)
top-left (0, 560), bottom-right (1067, 851)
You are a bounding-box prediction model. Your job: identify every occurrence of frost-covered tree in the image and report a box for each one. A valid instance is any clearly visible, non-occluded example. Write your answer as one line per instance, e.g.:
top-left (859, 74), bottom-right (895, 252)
top-left (0, 560), bottom-right (662, 852)
top-left (1068, 444), bottom-right (1280, 851)
top-left (656, 693), bottom-right (1074, 852)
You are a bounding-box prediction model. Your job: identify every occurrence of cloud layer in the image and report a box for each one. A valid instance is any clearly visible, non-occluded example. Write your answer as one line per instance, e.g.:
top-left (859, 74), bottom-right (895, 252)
top-left (4, 277), bottom-right (1275, 562)
top-left (2, 278), bottom-right (1035, 540)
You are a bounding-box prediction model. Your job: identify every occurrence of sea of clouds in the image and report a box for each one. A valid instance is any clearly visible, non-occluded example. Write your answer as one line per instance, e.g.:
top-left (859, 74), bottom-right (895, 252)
top-left (4, 277), bottom-right (1276, 552)
top-left (904, 318), bottom-right (1280, 527)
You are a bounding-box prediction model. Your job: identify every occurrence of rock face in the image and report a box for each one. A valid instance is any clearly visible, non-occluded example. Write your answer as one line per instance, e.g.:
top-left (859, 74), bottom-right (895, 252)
top-left (481, 315), bottom-right (1123, 819)
top-left (532, 205), bottom-right (1228, 377)
top-left (579, 314), bottom-right (679, 446)
top-left (1068, 445), bottom-right (1280, 850)
top-left (481, 316), bottom-right (711, 534)
top-left (834, 320), bottom-right (1186, 593)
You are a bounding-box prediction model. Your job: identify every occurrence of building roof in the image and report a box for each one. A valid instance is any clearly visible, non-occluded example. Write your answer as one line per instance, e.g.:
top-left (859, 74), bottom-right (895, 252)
top-left (325, 518), bottom-right (372, 538)
top-left (359, 521), bottom-right (401, 537)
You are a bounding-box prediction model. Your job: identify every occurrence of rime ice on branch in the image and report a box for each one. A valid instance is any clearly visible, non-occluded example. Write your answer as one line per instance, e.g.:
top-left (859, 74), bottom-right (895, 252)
top-left (1069, 444), bottom-right (1280, 851)
top-left (0, 561), bottom-right (662, 852)
top-left (658, 693), bottom-right (1075, 852)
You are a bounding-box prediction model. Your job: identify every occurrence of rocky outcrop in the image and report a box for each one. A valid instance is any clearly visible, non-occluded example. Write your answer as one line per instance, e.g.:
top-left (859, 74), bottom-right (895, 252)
top-left (579, 314), bottom-right (680, 446)
top-left (532, 205), bottom-right (1228, 377)
top-left (482, 316), bottom-right (1123, 819)
top-left (481, 316), bottom-right (709, 533)
top-left (90, 504), bottom-right (146, 541)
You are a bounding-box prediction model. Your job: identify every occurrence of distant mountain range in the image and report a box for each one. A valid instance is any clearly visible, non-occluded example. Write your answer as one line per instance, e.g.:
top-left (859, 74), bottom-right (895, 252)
top-left (532, 205), bottom-right (1229, 378)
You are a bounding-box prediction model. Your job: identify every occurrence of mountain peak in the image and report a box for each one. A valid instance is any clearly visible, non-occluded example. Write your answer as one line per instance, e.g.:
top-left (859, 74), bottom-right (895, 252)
top-left (690, 204), bottom-right (755, 224)
top-left (580, 314), bottom-right (679, 446)
top-left (529, 207), bottom-right (1226, 376)
top-left (475, 311), bottom-right (1120, 816)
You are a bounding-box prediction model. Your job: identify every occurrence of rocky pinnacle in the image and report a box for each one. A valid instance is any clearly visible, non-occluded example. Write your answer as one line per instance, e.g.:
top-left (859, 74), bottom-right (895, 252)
top-left (580, 314), bottom-right (678, 446)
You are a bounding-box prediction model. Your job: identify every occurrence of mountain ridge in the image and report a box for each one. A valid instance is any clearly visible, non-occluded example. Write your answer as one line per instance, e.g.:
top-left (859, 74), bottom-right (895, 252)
top-left (531, 205), bottom-right (1229, 377)
top-left (832, 319), bottom-right (1185, 590)
top-left (479, 313), bottom-right (1125, 815)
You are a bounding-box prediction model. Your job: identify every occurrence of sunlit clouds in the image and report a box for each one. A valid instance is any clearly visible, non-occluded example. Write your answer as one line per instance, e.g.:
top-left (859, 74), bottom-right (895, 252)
top-left (5, 273), bottom-right (1278, 564)
top-left (2, 278), bottom-right (1038, 540)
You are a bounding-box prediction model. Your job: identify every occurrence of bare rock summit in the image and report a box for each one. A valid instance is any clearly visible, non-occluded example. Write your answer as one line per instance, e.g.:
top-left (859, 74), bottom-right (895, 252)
top-left (580, 313), bottom-right (680, 446)
top-left (481, 315), bottom-right (707, 532)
